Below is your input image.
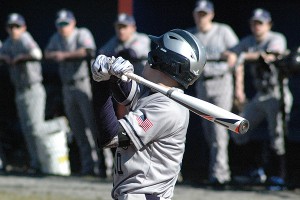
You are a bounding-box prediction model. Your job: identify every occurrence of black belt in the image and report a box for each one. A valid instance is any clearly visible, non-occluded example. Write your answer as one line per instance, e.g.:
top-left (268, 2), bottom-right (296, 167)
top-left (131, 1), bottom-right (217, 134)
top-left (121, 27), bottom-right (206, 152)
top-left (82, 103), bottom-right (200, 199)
top-left (116, 194), bottom-right (160, 200)
top-left (65, 77), bottom-right (87, 85)
top-left (201, 74), bottom-right (225, 81)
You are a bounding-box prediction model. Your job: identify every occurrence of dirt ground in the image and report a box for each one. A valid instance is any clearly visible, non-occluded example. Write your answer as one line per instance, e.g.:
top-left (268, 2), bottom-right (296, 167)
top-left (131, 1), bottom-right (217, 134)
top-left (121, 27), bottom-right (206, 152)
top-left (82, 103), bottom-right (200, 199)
top-left (0, 173), bottom-right (300, 200)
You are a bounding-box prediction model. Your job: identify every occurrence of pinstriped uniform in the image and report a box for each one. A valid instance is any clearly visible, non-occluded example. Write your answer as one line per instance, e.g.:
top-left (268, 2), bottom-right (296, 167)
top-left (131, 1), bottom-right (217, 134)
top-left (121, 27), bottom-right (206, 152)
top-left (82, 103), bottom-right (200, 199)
top-left (45, 27), bottom-right (101, 174)
top-left (188, 22), bottom-right (239, 183)
top-left (231, 31), bottom-right (293, 156)
top-left (112, 85), bottom-right (189, 200)
top-left (0, 32), bottom-right (68, 169)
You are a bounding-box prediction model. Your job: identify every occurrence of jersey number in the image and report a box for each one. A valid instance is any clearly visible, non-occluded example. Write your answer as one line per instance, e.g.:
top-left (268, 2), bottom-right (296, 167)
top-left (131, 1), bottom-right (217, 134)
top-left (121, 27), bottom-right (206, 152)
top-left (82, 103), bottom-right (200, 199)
top-left (115, 152), bottom-right (123, 175)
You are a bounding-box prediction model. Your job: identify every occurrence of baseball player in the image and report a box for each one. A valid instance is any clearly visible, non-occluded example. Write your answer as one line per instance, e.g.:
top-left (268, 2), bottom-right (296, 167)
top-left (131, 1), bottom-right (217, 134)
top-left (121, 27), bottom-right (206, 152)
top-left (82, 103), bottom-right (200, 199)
top-left (0, 13), bottom-right (69, 173)
top-left (44, 9), bottom-right (106, 177)
top-left (229, 8), bottom-right (293, 188)
top-left (0, 39), bottom-right (5, 173)
top-left (91, 29), bottom-right (206, 200)
top-left (99, 13), bottom-right (151, 76)
top-left (187, 0), bottom-right (239, 185)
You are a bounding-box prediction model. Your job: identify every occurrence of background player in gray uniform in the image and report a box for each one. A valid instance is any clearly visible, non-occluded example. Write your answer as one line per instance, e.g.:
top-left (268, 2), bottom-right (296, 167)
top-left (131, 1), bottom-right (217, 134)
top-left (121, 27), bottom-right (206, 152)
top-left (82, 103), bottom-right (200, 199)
top-left (229, 8), bottom-right (293, 188)
top-left (99, 13), bottom-right (151, 76)
top-left (0, 39), bottom-right (5, 172)
top-left (44, 9), bottom-right (105, 176)
top-left (98, 13), bottom-right (151, 136)
top-left (187, 0), bottom-right (239, 185)
top-left (91, 29), bottom-right (206, 200)
top-left (0, 13), bottom-right (69, 173)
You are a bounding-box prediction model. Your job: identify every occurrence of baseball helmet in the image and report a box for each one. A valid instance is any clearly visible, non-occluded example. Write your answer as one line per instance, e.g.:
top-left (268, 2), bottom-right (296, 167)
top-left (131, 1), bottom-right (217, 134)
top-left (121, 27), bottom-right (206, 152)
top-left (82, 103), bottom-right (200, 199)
top-left (148, 29), bottom-right (206, 88)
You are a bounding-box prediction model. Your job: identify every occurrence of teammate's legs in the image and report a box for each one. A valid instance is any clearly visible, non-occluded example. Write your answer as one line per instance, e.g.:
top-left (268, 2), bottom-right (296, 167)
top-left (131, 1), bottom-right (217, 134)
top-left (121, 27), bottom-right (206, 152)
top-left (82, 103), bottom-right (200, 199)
top-left (232, 95), bottom-right (266, 145)
top-left (264, 97), bottom-right (287, 179)
top-left (28, 83), bottom-right (69, 135)
top-left (195, 75), bottom-right (232, 183)
top-left (15, 87), bottom-right (40, 170)
top-left (63, 86), bottom-right (94, 175)
top-left (76, 79), bottom-right (111, 176)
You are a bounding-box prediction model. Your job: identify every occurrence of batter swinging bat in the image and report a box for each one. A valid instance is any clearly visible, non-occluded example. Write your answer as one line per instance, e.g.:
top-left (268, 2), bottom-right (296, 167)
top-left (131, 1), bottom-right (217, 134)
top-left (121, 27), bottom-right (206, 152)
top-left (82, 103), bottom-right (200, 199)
top-left (122, 73), bottom-right (249, 134)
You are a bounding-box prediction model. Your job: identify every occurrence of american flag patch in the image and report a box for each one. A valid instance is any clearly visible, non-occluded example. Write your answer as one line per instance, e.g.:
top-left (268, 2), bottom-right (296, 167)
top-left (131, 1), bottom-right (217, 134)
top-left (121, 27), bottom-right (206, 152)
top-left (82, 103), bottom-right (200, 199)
top-left (136, 114), bottom-right (153, 132)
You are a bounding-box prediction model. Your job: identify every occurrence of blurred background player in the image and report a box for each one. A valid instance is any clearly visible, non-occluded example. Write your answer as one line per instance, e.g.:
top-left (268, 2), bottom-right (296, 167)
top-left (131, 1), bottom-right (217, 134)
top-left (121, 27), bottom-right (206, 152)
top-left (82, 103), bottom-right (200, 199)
top-left (187, 0), bottom-right (240, 186)
top-left (44, 9), bottom-right (106, 177)
top-left (229, 8), bottom-right (293, 189)
top-left (99, 13), bottom-right (150, 76)
top-left (0, 13), bottom-right (69, 174)
top-left (91, 29), bottom-right (206, 200)
top-left (93, 13), bottom-right (151, 175)
top-left (97, 13), bottom-right (151, 135)
top-left (0, 39), bottom-right (6, 173)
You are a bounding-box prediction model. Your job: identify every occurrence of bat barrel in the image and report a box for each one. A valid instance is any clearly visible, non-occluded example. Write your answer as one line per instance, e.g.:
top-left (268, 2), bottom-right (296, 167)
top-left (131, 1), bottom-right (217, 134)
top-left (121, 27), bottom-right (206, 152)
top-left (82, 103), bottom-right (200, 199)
top-left (238, 119), bottom-right (250, 134)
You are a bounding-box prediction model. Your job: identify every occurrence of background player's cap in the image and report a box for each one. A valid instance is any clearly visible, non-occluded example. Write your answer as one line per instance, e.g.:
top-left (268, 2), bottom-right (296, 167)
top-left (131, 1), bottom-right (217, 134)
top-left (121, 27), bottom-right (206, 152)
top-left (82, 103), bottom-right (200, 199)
top-left (194, 0), bottom-right (214, 13)
top-left (115, 13), bottom-right (136, 26)
top-left (250, 8), bottom-right (272, 23)
top-left (55, 9), bottom-right (75, 26)
top-left (6, 13), bottom-right (26, 26)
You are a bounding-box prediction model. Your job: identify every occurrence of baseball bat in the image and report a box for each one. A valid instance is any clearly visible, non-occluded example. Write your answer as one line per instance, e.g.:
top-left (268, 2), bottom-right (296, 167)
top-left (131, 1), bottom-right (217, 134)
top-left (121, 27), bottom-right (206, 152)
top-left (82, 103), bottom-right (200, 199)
top-left (122, 73), bottom-right (249, 134)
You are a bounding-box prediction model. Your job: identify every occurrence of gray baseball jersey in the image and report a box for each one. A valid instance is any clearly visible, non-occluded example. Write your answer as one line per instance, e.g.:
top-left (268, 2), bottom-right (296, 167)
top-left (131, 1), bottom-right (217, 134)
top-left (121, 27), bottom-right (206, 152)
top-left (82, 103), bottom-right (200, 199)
top-left (113, 85), bottom-right (189, 200)
top-left (231, 31), bottom-right (287, 97)
top-left (0, 31), bottom-right (42, 90)
top-left (188, 22), bottom-right (238, 183)
top-left (189, 22), bottom-right (239, 77)
top-left (45, 27), bottom-right (96, 84)
top-left (99, 32), bottom-right (150, 76)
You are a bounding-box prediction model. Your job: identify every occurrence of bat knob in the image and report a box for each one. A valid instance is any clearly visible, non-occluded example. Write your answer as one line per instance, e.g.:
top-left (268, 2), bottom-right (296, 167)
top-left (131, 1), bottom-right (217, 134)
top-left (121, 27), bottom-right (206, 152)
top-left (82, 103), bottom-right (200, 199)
top-left (239, 120), bottom-right (250, 134)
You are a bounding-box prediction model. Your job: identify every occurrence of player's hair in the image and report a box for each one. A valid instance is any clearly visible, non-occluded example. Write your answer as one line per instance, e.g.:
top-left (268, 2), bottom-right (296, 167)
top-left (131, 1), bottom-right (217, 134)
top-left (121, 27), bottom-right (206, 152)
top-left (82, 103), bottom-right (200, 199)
top-left (148, 29), bottom-right (206, 89)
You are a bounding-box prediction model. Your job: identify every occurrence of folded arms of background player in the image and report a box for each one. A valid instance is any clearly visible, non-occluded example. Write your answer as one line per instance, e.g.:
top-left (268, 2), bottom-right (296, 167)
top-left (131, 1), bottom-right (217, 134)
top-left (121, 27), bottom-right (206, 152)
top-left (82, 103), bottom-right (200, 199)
top-left (0, 39), bottom-right (42, 65)
top-left (92, 55), bottom-right (138, 148)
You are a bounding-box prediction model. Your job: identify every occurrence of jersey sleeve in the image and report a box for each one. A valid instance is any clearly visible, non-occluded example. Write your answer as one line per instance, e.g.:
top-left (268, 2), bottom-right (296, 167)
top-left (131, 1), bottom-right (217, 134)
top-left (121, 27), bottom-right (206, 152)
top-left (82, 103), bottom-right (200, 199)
top-left (119, 96), bottom-right (178, 150)
top-left (22, 33), bottom-right (42, 59)
top-left (131, 33), bottom-right (151, 59)
top-left (266, 33), bottom-right (287, 53)
top-left (77, 28), bottom-right (96, 50)
top-left (230, 37), bottom-right (249, 54)
top-left (222, 25), bottom-right (239, 49)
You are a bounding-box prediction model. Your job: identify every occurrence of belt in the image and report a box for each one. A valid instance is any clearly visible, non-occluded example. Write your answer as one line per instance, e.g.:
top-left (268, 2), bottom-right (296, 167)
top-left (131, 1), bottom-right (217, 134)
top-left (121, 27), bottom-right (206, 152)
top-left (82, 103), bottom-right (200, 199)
top-left (116, 194), bottom-right (162, 200)
top-left (65, 77), bottom-right (87, 85)
top-left (201, 74), bottom-right (225, 81)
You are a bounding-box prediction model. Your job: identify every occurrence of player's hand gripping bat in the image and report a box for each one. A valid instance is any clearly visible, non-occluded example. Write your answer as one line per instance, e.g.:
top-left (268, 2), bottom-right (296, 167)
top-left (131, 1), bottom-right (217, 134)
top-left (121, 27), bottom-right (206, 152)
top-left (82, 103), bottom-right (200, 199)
top-left (121, 73), bottom-right (249, 134)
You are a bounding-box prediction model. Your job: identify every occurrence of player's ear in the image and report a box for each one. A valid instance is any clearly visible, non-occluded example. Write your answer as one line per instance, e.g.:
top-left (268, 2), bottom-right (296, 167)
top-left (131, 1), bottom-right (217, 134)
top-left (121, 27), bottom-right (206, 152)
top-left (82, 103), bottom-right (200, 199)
top-left (269, 21), bottom-right (273, 29)
top-left (71, 20), bottom-right (76, 27)
top-left (210, 12), bottom-right (215, 20)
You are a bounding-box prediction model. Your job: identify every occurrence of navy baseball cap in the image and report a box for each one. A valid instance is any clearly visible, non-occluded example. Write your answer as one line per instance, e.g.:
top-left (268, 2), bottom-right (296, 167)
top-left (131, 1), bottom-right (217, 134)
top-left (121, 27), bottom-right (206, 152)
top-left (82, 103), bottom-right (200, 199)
top-left (6, 13), bottom-right (26, 26)
top-left (250, 8), bottom-right (272, 23)
top-left (55, 9), bottom-right (75, 25)
top-left (115, 13), bottom-right (136, 25)
top-left (194, 0), bottom-right (214, 13)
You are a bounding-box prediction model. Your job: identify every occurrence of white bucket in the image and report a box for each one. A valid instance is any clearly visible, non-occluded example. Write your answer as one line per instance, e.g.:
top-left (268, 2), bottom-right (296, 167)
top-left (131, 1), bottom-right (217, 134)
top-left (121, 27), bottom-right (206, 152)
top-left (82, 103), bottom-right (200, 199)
top-left (35, 130), bottom-right (71, 176)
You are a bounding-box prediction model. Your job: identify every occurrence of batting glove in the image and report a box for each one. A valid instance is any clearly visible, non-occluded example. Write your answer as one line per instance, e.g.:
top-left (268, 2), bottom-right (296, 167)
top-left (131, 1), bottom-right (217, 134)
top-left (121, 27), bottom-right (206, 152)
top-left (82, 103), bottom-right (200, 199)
top-left (91, 55), bottom-right (114, 82)
top-left (110, 56), bottom-right (134, 82)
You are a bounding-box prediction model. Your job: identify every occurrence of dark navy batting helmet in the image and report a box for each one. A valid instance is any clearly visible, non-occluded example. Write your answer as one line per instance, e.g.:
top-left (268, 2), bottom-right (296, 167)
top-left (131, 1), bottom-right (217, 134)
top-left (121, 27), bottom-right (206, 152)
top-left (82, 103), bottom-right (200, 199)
top-left (148, 29), bottom-right (206, 89)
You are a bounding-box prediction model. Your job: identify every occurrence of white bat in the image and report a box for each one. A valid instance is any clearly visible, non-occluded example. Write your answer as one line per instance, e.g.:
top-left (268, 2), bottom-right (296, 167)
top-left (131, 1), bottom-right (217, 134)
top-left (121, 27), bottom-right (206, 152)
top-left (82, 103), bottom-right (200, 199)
top-left (122, 73), bottom-right (249, 134)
